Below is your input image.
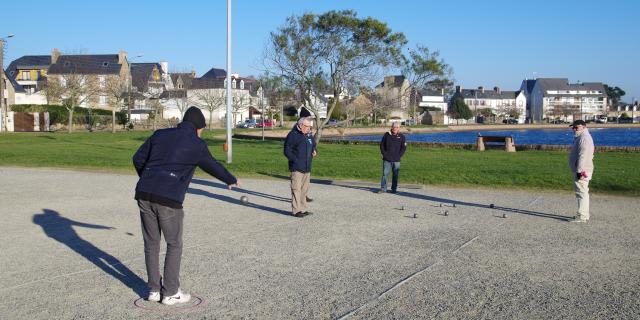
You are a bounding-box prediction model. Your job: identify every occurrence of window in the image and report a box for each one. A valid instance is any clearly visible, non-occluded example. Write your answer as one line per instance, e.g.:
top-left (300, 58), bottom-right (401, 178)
top-left (232, 79), bottom-right (236, 89)
top-left (36, 71), bottom-right (42, 80)
top-left (102, 62), bottom-right (109, 67)
top-left (99, 95), bottom-right (107, 105)
top-left (99, 76), bottom-right (106, 88)
top-left (22, 71), bottom-right (31, 80)
top-left (60, 77), bottom-right (66, 86)
top-left (240, 80), bottom-right (244, 90)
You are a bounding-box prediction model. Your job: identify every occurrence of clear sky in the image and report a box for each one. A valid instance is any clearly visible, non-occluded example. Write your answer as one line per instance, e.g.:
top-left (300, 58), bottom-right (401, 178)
top-left (2, 0), bottom-right (638, 101)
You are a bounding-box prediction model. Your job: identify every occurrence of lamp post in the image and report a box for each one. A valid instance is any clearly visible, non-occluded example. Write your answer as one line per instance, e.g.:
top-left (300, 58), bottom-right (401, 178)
top-left (225, 0), bottom-right (233, 163)
top-left (1, 34), bottom-right (15, 132)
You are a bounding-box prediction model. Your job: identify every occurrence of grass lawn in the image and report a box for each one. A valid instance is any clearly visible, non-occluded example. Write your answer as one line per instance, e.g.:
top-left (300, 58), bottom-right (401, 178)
top-left (1, 131), bottom-right (638, 196)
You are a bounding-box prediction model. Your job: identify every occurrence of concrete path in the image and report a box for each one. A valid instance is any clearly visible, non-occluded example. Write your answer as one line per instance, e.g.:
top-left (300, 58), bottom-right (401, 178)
top-left (0, 167), bottom-right (638, 319)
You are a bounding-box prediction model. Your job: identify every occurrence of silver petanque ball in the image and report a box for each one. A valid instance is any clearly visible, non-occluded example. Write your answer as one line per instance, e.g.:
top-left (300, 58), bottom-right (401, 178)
top-left (240, 196), bottom-right (249, 204)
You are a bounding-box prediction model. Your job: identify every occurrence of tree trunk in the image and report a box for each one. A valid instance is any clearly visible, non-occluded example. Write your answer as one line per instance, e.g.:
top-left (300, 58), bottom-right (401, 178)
top-left (67, 109), bottom-right (74, 133)
top-left (111, 108), bottom-right (116, 133)
top-left (209, 109), bottom-right (214, 130)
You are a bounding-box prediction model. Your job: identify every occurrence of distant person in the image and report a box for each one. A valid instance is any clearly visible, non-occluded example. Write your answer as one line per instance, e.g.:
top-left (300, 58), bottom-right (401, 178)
top-left (133, 107), bottom-right (239, 305)
top-left (284, 117), bottom-right (317, 217)
top-left (378, 122), bottom-right (407, 194)
top-left (568, 120), bottom-right (594, 223)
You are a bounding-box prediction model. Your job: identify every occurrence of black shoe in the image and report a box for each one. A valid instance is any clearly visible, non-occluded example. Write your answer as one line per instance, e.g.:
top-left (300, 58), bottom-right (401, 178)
top-left (390, 189), bottom-right (397, 194)
top-left (293, 212), bottom-right (305, 218)
top-left (302, 211), bottom-right (313, 216)
top-left (306, 196), bottom-right (314, 202)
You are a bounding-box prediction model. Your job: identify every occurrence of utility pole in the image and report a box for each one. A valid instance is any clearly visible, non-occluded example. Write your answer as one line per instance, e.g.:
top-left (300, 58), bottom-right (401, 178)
top-left (0, 35), bottom-right (14, 132)
top-left (0, 39), bottom-right (5, 132)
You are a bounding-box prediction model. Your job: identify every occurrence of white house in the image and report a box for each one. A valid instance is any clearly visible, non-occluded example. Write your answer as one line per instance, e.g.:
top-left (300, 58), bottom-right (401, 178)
top-left (522, 78), bottom-right (607, 123)
top-left (452, 86), bottom-right (527, 123)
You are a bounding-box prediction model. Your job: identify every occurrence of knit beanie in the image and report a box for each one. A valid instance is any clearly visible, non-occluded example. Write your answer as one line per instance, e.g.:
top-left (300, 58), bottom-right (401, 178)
top-left (182, 107), bottom-right (206, 129)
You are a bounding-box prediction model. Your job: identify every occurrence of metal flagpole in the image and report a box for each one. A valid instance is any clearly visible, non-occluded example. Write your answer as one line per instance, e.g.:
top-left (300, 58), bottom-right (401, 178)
top-left (225, 0), bottom-right (233, 163)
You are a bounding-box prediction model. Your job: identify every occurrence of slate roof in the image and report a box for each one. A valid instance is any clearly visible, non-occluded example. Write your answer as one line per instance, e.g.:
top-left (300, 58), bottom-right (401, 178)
top-left (6, 55), bottom-right (51, 80)
top-left (48, 54), bottom-right (123, 75)
top-left (535, 78), bottom-right (606, 97)
top-left (2, 69), bottom-right (25, 93)
top-left (201, 67), bottom-right (226, 79)
top-left (458, 89), bottom-right (521, 100)
top-left (131, 63), bottom-right (163, 92)
top-left (159, 90), bottom-right (187, 99)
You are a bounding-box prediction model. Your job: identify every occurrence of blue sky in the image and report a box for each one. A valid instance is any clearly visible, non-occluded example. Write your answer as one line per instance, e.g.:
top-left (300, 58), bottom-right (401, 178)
top-left (2, 0), bottom-right (639, 101)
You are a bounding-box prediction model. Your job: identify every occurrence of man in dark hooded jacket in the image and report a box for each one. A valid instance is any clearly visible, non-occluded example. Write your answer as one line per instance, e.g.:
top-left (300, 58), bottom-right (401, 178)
top-left (284, 117), bottom-right (317, 217)
top-left (133, 106), bottom-right (239, 305)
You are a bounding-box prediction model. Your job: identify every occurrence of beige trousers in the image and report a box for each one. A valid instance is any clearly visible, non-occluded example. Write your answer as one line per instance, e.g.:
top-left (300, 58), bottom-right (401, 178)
top-left (290, 171), bottom-right (310, 214)
top-left (573, 177), bottom-right (590, 220)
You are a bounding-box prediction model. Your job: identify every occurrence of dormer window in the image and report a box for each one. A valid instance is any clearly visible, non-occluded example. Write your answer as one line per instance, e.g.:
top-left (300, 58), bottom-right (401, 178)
top-left (102, 62), bottom-right (109, 67)
top-left (64, 61), bottom-right (70, 67)
top-left (240, 80), bottom-right (244, 90)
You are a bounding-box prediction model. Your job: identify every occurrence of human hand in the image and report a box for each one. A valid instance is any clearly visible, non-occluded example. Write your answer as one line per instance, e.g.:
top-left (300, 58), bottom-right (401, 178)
top-left (312, 150), bottom-right (317, 157)
top-left (228, 180), bottom-right (241, 189)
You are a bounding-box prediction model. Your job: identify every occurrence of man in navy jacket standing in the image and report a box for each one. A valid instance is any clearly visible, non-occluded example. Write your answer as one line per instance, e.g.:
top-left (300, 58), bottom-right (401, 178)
top-left (133, 107), bottom-right (239, 305)
top-left (378, 122), bottom-right (407, 194)
top-left (284, 117), bottom-right (317, 217)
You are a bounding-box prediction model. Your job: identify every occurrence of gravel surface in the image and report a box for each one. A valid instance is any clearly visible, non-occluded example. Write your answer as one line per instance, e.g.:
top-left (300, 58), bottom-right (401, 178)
top-left (0, 167), bottom-right (638, 319)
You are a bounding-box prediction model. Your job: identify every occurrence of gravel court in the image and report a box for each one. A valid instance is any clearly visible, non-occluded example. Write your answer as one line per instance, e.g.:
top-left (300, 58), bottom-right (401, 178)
top-left (0, 167), bottom-right (638, 319)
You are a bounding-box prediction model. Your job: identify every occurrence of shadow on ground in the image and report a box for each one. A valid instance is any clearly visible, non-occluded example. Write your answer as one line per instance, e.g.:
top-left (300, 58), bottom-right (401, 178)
top-left (256, 171), bottom-right (572, 221)
top-left (32, 209), bottom-right (147, 297)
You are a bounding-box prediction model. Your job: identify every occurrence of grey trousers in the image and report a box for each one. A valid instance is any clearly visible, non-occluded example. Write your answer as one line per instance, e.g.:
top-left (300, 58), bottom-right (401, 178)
top-left (290, 171), bottom-right (310, 214)
top-left (138, 200), bottom-right (184, 296)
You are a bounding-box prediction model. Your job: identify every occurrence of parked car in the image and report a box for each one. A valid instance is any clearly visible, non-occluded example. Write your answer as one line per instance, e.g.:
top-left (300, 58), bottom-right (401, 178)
top-left (256, 119), bottom-right (274, 127)
top-left (595, 115), bottom-right (608, 124)
top-left (402, 119), bottom-right (417, 126)
top-left (502, 118), bottom-right (518, 124)
top-left (327, 119), bottom-right (339, 127)
top-left (237, 119), bottom-right (257, 128)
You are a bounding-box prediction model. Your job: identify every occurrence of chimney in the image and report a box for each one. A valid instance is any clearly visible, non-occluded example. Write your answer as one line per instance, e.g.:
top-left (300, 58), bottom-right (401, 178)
top-left (159, 61), bottom-right (169, 75)
top-left (51, 48), bottom-right (61, 64)
top-left (118, 50), bottom-right (127, 65)
top-left (455, 85), bottom-right (462, 93)
top-left (494, 86), bottom-right (501, 94)
top-left (190, 69), bottom-right (196, 78)
top-left (478, 86), bottom-right (484, 93)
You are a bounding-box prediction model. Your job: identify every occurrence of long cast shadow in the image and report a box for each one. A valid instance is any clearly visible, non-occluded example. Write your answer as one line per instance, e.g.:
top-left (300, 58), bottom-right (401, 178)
top-left (192, 178), bottom-right (290, 203)
top-left (32, 209), bottom-right (147, 297)
top-left (188, 187), bottom-right (292, 216)
top-left (256, 171), bottom-right (379, 193)
top-left (393, 191), bottom-right (572, 221)
top-left (257, 172), bottom-right (570, 221)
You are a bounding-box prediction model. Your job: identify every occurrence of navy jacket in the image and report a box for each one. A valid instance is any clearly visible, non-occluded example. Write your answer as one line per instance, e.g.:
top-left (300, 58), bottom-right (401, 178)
top-left (284, 125), bottom-right (316, 173)
top-left (380, 131), bottom-right (407, 162)
top-left (133, 122), bottom-right (237, 207)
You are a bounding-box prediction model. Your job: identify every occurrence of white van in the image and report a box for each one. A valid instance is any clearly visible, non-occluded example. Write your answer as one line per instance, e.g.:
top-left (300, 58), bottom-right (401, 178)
top-left (595, 115), bottom-right (607, 123)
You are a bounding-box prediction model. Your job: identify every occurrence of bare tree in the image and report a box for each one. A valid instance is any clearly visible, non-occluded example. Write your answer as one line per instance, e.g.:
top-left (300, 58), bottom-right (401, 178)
top-left (191, 88), bottom-right (226, 129)
top-left (103, 76), bottom-right (128, 133)
top-left (232, 93), bottom-right (250, 124)
top-left (46, 73), bottom-right (99, 133)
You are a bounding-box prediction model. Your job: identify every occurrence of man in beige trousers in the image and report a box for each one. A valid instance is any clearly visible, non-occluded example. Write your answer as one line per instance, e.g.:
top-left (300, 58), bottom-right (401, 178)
top-left (568, 120), bottom-right (594, 223)
top-left (284, 117), bottom-right (317, 218)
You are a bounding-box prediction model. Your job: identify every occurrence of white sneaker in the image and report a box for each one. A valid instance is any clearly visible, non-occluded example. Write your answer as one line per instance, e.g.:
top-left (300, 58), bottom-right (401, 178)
top-left (161, 289), bottom-right (191, 305)
top-left (148, 291), bottom-right (161, 302)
